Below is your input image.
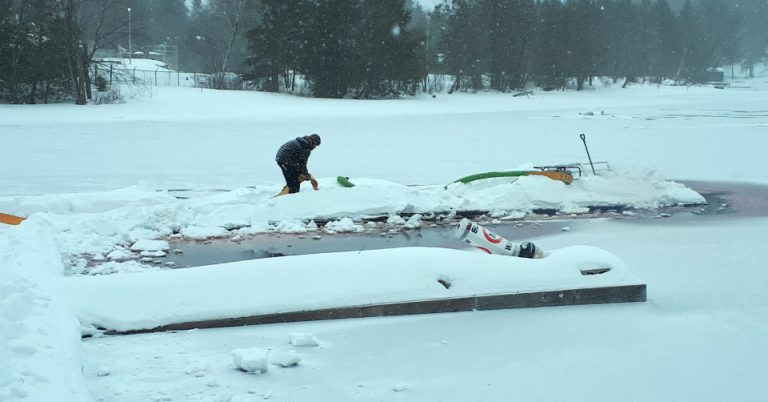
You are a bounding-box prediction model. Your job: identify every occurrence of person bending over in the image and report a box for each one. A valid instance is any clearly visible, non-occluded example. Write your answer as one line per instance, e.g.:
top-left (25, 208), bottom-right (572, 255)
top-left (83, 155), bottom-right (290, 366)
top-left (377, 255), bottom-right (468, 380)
top-left (275, 134), bottom-right (321, 196)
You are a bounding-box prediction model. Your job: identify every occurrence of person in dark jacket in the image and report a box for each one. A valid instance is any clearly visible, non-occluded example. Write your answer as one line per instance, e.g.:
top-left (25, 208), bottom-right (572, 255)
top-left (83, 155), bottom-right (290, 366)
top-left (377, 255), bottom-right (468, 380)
top-left (275, 134), bottom-right (321, 196)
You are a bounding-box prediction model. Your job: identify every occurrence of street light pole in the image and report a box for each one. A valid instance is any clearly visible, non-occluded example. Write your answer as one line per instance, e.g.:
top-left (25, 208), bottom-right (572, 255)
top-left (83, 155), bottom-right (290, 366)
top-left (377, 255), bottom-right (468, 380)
top-left (127, 7), bottom-right (132, 64)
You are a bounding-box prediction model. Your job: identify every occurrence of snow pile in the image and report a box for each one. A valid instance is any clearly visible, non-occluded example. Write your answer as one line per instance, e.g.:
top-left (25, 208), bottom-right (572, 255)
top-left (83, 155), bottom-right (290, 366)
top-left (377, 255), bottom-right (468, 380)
top-left (1, 169), bottom-right (703, 275)
top-left (0, 223), bottom-right (91, 402)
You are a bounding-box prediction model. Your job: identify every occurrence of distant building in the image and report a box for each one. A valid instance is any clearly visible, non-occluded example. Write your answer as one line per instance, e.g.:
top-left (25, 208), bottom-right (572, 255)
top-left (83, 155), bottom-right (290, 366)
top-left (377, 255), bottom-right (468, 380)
top-left (703, 68), bottom-right (725, 83)
top-left (92, 44), bottom-right (179, 71)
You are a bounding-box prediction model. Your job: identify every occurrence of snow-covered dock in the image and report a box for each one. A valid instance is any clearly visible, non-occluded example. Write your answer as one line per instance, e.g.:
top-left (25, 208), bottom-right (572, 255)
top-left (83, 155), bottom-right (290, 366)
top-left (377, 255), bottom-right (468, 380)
top-left (58, 246), bottom-right (645, 335)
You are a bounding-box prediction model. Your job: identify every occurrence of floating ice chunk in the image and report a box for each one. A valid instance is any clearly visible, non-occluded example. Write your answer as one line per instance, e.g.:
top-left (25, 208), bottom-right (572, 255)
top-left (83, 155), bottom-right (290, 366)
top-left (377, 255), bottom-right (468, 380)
top-left (140, 250), bottom-right (167, 258)
top-left (106, 248), bottom-right (135, 261)
top-left (130, 239), bottom-right (169, 252)
top-left (404, 214), bottom-right (422, 229)
top-left (231, 348), bottom-right (270, 373)
top-left (324, 217), bottom-right (362, 233)
top-left (181, 225), bottom-right (228, 240)
top-left (273, 220), bottom-right (309, 233)
top-left (289, 333), bottom-right (319, 347)
top-left (88, 260), bottom-right (155, 275)
top-left (387, 214), bottom-right (406, 225)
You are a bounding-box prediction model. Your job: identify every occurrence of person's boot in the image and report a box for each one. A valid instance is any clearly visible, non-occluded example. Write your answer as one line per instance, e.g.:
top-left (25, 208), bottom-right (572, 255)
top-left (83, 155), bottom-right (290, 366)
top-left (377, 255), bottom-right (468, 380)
top-left (275, 186), bottom-right (290, 197)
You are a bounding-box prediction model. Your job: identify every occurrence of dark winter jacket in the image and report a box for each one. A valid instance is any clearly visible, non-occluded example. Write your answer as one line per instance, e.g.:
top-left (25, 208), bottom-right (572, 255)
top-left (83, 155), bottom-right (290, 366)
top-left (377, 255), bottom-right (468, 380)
top-left (276, 137), bottom-right (313, 176)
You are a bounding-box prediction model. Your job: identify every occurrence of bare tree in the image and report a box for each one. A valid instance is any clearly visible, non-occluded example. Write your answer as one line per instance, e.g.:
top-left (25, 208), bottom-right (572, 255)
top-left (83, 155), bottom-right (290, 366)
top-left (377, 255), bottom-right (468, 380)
top-left (61, 0), bottom-right (88, 104)
top-left (219, 0), bottom-right (247, 75)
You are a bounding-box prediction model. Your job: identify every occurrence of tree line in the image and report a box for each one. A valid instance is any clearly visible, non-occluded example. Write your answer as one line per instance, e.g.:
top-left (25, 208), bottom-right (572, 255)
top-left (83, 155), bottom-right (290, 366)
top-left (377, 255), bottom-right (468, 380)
top-left (0, 0), bottom-right (91, 104)
top-left (432, 0), bottom-right (768, 92)
top-left (1, 0), bottom-right (767, 104)
top-left (243, 0), bottom-right (426, 98)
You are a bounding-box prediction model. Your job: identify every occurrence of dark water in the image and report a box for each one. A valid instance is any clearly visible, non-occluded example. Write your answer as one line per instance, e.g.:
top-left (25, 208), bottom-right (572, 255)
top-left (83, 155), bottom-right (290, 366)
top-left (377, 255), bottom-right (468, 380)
top-left (150, 181), bottom-right (768, 269)
top-left (160, 220), bottom-right (565, 268)
top-left (677, 180), bottom-right (768, 217)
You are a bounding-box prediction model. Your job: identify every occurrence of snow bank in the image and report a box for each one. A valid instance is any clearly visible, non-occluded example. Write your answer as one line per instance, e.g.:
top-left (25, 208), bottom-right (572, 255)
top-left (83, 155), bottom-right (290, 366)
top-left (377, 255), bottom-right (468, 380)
top-left (2, 170), bottom-right (702, 274)
top-left (0, 222), bottom-right (91, 402)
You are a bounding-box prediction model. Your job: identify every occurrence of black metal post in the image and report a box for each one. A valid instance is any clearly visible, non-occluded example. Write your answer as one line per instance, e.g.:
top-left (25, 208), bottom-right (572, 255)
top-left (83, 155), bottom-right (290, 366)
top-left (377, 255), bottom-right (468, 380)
top-left (580, 133), bottom-right (596, 175)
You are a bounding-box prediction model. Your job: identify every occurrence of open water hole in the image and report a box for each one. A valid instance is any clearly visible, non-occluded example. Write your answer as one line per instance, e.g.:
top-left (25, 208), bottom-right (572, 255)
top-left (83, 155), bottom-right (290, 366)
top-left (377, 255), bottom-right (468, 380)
top-left (148, 181), bottom-right (768, 269)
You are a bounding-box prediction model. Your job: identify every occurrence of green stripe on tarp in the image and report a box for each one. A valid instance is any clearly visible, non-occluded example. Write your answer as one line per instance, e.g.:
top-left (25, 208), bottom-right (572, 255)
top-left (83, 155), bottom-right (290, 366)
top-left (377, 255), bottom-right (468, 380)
top-left (454, 171), bottom-right (536, 184)
top-left (444, 171), bottom-right (536, 189)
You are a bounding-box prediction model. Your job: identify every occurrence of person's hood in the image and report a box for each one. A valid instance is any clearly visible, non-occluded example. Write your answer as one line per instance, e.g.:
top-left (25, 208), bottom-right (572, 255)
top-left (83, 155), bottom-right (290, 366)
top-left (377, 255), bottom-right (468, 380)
top-left (296, 136), bottom-right (312, 149)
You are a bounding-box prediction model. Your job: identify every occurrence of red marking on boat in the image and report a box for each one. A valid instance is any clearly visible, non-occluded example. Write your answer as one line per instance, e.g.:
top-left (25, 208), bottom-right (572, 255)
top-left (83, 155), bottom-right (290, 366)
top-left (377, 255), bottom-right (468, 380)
top-left (482, 228), bottom-right (502, 244)
top-left (476, 246), bottom-right (493, 254)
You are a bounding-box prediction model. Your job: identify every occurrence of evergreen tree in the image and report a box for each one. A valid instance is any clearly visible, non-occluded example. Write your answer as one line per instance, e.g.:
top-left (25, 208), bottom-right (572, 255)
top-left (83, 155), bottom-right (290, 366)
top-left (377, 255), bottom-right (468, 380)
top-left (0, 0), bottom-right (72, 103)
top-left (678, 0), bottom-right (738, 82)
top-left (482, 0), bottom-right (535, 91)
top-left (599, 0), bottom-right (640, 83)
top-left (532, 0), bottom-right (568, 89)
top-left (25, 0), bottom-right (66, 103)
top-left (245, 0), bottom-right (308, 92)
top-left (145, 0), bottom-right (188, 45)
top-left (301, 0), bottom-right (361, 98)
top-left (0, 0), bottom-right (12, 67)
top-left (565, 0), bottom-right (602, 90)
top-left (439, 0), bottom-right (489, 92)
top-left (740, 0), bottom-right (768, 77)
top-left (651, 0), bottom-right (681, 81)
top-left (424, 3), bottom-right (450, 76)
top-left (0, 0), bottom-right (17, 98)
top-left (356, 0), bottom-right (425, 97)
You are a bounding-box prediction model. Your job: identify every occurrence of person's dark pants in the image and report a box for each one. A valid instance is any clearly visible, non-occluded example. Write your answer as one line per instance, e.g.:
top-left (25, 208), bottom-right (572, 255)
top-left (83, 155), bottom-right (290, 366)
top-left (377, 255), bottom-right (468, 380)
top-left (278, 162), bottom-right (301, 194)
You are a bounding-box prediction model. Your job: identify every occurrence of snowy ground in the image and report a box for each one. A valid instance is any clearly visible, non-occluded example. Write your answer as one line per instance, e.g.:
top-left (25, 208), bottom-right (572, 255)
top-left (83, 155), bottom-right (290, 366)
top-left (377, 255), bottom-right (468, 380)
top-left (2, 75), bottom-right (768, 401)
top-left (2, 76), bottom-right (768, 196)
top-left (80, 217), bottom-right (768, 402)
